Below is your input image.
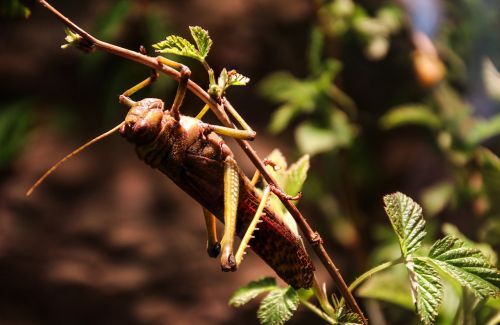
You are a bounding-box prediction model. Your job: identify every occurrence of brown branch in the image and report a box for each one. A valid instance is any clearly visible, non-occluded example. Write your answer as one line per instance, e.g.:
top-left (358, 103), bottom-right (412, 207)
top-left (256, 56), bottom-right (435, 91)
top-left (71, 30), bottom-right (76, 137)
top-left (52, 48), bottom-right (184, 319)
top-left (36, 1), bottom-right (367, 323)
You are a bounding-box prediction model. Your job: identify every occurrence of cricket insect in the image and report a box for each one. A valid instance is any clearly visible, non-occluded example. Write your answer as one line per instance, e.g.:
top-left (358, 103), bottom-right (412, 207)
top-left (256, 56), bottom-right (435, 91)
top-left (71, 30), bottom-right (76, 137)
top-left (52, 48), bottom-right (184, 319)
top-left (28, 2), bottom-right (368, 322)
top-left (27, 56), bottom-right (315, 289)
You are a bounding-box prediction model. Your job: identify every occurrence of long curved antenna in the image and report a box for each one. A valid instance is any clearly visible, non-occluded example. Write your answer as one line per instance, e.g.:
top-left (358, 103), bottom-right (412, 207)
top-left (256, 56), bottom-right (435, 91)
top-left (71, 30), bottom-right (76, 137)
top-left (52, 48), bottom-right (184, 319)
top-left (26, 122), bottom-right (124, 196)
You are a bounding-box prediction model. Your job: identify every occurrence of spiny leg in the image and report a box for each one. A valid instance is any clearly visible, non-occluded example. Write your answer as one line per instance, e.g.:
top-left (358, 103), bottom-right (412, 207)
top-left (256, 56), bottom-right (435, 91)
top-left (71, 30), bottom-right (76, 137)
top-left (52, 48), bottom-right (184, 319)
top-left (220, 156), bottom-right (239, 271)
top-left (202, 207), bottom-right (220, 258)
top-left (234, 185), bottom-right (272, 266)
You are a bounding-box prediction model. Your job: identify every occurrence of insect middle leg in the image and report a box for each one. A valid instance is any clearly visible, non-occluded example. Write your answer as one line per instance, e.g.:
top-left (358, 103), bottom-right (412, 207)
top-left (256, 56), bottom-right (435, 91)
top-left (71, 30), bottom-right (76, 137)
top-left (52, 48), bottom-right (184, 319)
top-left (202, 208), bottom-right (221, 258)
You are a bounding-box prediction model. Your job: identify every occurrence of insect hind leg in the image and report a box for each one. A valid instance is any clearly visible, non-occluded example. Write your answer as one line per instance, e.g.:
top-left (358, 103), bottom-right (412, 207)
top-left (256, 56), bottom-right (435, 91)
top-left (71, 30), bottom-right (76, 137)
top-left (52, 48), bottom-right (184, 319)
top-left (220, 156), bottom-right (239, 271)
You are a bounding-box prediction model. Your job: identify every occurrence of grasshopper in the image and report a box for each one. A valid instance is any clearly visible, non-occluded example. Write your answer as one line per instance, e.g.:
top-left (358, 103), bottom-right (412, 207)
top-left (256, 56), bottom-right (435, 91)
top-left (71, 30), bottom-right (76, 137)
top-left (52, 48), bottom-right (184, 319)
top-left (28, 56), bottom-right (315, 289)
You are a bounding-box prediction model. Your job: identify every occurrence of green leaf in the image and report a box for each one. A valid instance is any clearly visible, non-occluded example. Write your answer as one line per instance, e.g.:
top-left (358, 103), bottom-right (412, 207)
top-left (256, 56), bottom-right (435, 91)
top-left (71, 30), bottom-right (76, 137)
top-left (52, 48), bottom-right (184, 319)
top-left (383, 192), bottom-right (427, 257)
top-left (442, 223), bottom-right (497, 265)
top-left (268, 105), bottom-right (299, 134)
top-left (466, 115), bottom-right (500, 146)
top-left (408, 258), bottom-right (443, 325)
top-left (295, 122), bottom-right (337, 155)
top-left (334, 306), bottom-right (364, 325)
top-left (229, 277), bottom-right (277, 307)
top-left (154, 26), bottom-right (212, 62)
top-left (282, 154), bottom-right (309, 197)
top-left (61, 28), bottom-right (94, 52)
top-left (257, 287), bottom-right (299, 325)
top-left (380, 104), bottom-right (441, 130)
top-left (295, 110), bottom-right (355, 156)
top-left (227, 70), bottom-right (250, 86)
top-left (217, 68), bottom-right (229, 89)
top-left (189, 26), bottom-right (212, 59)
top-left (0, 0), bottom-right (30, 19)
top-left (421, 181), bottom-right (454, 217)
top-left (483, 57), bottom-right (500, 101)
top-left (428, 236), bottom-right (500, 298)
top-left (259, 72), bottom-right (318, 112)
top-left (153, 35), bottom-right (201, 61)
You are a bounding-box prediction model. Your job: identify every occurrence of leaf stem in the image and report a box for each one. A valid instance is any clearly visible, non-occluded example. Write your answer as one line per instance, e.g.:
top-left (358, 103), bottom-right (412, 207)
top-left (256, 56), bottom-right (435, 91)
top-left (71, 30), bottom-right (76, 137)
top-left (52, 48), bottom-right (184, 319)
top-left (299, 297), bottom-right (336, 325)
top-left (339, 257), bottom-right (404, 306)
top-left (350, 258), bottom-right (403, 292)
top-left (36, 1), bottom-right (367, 322)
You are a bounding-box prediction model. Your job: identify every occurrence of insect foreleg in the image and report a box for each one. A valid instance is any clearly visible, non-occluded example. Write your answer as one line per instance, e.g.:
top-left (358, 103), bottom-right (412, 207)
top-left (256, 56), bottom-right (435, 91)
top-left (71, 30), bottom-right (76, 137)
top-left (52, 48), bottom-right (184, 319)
top-left (220, 156), bottom-right (239, 271)
top-left (119, 71), bottom-right (160, 107)
top-left (202, 207), bottom-right (221, 258)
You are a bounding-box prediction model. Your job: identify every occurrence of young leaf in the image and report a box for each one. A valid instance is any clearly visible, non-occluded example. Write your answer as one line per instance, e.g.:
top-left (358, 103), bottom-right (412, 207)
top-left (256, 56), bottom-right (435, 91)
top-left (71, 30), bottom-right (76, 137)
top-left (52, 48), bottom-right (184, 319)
top-left (229, 277), bottom-right (278, 307)
top-left (217, 68), bottom-right (229, 89)
top-left (428, 236), bottom-right (500, 298)
top-left (257, 287), bottom-right (299, 325)
top-left (483, 57), bottom-right (500, 101)
top-left (407, 258), bottom-right (443, 325)
top-left (383, 192), bottom-right (427, 257)
top-left (227, 70), bottom-right (250, 87)
top-left (61, 28), bottom-right (94, 52)
top-left (153, 35), bottom-right (200, 61)
top-left (189, 26), bottom-right (212, 59)
top-left (334, 306), bottom-right (364, 325)
top-left (295, 122), bottom-right (338, 155)
top-left (283, 154), bottom-right (310, 197)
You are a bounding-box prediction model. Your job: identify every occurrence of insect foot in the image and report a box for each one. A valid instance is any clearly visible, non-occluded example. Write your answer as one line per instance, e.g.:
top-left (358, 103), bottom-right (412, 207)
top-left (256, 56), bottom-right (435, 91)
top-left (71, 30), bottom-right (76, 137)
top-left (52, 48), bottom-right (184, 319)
top-left (221, 252), bottom-right (237, 272)
top-left (207, 242), bottom-right (221, 258)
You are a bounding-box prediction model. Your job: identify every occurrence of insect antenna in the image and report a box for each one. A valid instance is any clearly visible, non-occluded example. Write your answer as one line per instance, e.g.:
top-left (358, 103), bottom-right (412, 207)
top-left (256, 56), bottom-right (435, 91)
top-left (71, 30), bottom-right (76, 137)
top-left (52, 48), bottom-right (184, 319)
top-left (26, 122), bottom-right (124, 196)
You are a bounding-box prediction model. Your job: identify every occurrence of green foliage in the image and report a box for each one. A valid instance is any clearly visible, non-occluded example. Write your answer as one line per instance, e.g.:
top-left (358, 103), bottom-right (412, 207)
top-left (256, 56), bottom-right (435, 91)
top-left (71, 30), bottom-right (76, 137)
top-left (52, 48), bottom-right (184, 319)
top-left (257, 287), bottom-right (300, 325)
top-left (334, 306), bottom-right (364, 324)
top-left (383, 192), bottom-right (426, 257)
top-left (0, 101), bottom-right (33, 168)
top-left (189, 26), bottom-right (212, 60)
top-left (260, 60), bottom-right (356, 155)
top-left (428, 236), bottom-right (500, 298)
top-left (229, 277), bottom-right (278, 307)
top-left (378, 192), bottom-right (500, 324)
top-left (0, 0), bottom-right (30, 19)
top-left (408, 258), bottom-right (443, 325)
top-left (295, 110), bottom-right (355, 155)
top-left (216, 68), bottom-right (250, 93)
top-left (61, 28), bottom-right (93, 52)
top-left (483, 58), bottom-right (500, 101)
top-left (230, 278), bottom-right (300, 325)
top-left (153, 26), bottom-right (212, 63)
top-left (380, 104), bottom-right (442, 130)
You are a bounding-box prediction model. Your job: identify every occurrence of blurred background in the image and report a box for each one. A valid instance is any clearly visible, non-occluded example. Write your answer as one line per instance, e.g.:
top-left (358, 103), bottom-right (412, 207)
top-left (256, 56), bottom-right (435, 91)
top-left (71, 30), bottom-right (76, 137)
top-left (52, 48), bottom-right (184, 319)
top-left (0, 0), bottom-right (499, 324)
